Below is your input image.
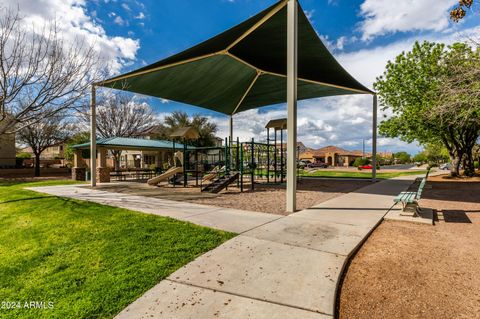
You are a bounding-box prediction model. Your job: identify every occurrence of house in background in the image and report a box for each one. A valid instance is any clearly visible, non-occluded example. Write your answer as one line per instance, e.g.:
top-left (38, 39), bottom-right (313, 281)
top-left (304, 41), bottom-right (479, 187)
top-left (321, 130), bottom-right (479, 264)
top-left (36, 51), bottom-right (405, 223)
top-left (0, 133), bottom-right (16, 168)
top-left (299, 145), bottom-right (369, 167)
top-left (42, 144), bottom-right (66, 159)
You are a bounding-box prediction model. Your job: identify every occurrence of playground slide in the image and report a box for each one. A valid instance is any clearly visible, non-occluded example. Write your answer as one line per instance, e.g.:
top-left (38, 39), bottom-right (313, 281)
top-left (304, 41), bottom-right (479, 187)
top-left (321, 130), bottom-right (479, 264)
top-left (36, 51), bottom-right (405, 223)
top-left (147, 167), bottom-right (183, 186)
top-left (202, 166), bottom-right (224, 183)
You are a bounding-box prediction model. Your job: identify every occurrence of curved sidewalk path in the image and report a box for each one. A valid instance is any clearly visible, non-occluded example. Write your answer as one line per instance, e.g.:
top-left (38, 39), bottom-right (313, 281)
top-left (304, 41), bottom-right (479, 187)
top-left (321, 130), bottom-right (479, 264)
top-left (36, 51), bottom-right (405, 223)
top-left (29, 176), bottom-right (417, 318)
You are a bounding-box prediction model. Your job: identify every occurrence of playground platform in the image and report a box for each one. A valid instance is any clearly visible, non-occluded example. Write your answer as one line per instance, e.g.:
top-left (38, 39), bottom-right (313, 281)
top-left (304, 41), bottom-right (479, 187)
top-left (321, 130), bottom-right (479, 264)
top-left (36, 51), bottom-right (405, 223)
top-left (28, 175), bottom-right (419, 318)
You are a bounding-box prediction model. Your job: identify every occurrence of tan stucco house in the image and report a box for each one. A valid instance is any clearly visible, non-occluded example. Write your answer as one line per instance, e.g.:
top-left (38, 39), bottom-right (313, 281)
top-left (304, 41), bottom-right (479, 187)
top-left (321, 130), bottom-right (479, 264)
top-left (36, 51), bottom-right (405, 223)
top-left (300, 145), bottom-right (368, 167)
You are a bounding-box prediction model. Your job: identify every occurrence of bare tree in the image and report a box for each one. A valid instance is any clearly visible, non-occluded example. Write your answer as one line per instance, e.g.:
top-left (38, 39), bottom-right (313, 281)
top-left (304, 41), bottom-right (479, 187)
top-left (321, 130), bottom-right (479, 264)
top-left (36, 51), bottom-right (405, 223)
top-left (80, 92), bottom-right (158, 170)
top-left (17, 115), bottom-right (72, 177)
top-left (0, 7), bottom-right (100, 134)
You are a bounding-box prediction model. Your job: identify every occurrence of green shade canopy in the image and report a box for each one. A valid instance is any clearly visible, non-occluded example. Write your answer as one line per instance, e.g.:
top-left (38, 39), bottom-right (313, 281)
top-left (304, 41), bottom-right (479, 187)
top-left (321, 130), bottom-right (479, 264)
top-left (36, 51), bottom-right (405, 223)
top-left (98, 0), bottom-right (372, 115)
top-left (73, 137), bottom-right (195, 150)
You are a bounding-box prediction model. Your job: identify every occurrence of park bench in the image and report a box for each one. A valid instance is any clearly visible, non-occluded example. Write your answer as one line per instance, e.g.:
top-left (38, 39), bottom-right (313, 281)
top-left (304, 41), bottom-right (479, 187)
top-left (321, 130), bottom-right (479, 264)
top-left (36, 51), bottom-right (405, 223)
top-left (393, 169), bottom-right (430, 216)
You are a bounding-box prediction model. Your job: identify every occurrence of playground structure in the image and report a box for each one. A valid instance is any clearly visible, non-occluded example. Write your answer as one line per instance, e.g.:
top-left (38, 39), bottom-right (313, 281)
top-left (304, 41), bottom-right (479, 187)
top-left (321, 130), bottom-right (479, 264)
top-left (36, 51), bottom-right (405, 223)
top-left (145, 119), bottom-right (291, 194)
top-left (147, 151), bottom-right (184, 186)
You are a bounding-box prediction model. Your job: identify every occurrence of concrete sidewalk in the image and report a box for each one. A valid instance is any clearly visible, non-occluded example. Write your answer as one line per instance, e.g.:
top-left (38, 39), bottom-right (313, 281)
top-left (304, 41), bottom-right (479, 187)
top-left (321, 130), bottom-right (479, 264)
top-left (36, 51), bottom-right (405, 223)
top-left (29, 176), bottom-right (417, 318)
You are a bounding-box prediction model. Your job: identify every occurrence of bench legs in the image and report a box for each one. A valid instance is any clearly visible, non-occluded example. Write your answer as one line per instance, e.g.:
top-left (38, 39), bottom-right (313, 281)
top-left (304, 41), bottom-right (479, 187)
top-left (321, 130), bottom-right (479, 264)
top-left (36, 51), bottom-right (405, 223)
top-left (400, 201), bottom-right (422, 217)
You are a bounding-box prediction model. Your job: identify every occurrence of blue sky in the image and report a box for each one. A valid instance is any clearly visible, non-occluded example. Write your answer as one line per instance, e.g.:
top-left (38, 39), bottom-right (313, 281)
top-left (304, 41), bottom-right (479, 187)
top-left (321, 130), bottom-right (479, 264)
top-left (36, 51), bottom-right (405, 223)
top-left (5, 0), bottom-right (480, 154)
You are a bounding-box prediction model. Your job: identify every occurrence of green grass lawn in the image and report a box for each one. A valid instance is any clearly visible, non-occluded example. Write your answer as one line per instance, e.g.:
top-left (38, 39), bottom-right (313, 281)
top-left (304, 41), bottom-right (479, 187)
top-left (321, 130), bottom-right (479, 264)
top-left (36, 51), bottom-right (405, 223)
top-left (299, 169), bottom-right (428, 179)
top-left (0, 180), bottom-right (235, 319)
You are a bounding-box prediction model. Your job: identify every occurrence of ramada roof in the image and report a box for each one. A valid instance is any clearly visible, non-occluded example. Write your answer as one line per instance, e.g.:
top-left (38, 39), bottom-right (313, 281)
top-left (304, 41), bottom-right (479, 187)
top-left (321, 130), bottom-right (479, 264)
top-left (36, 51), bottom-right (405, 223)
top-left (72, 137), bottom-right (195, 150)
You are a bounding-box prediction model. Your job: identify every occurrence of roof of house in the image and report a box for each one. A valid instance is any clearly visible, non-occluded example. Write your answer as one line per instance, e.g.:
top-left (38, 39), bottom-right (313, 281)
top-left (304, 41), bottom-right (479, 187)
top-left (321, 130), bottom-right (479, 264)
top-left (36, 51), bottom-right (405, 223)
top-left (72, 137), bottom-right (196, 150)
top-left (302, 145), bottom-right (367, 157)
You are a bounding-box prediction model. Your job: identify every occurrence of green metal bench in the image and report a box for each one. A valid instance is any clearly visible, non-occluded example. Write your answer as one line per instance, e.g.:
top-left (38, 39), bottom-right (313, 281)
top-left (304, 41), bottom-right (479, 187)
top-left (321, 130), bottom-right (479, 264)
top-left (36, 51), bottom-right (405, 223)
top-left (394, 170), bottom-right (430, 216)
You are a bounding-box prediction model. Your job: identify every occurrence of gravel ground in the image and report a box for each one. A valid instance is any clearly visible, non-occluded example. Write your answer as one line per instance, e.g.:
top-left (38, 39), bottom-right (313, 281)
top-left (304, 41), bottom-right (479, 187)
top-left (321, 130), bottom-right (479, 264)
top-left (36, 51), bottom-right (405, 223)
top-left (338, 174), bottom-right (480, 319)
top-left (188, 178), bottom-right (371, 215)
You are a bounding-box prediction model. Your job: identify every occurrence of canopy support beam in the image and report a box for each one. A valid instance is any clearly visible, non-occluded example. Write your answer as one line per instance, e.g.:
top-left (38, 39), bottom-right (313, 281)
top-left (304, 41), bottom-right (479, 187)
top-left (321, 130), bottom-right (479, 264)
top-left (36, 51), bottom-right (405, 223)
top-left (286, 0), bottom-right (298, 213)
top-left (372, 94), bottom-right (378, 182)
top-left (90, 85), bottom-right (97, 187)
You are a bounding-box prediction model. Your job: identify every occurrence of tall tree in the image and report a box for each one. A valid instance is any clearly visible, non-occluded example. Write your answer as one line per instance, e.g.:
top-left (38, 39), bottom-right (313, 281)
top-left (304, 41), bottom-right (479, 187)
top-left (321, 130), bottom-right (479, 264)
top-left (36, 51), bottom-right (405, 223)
top-left (80, 93), bottom-right (157, 169)
top-left (430, 43), bottom-right (480, 175)
top-left (151, 111), bottom-right (218, 147)
top-left (0, 8), bottom-right (99, 134)
top-left (375, 41), bottom-right (480, 176)
top-left (17, 115), bottom-right (71, 177)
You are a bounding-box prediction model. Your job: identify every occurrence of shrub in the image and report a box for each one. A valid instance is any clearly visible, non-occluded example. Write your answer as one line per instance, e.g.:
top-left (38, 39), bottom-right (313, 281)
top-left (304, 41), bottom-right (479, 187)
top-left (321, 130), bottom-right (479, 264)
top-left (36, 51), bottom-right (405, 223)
top-left (353, 157), bottom-right (370, 167)
top-left (474, 161), bottom-right (479, 169)
top-left (16, 152), bottom-right (32, 159)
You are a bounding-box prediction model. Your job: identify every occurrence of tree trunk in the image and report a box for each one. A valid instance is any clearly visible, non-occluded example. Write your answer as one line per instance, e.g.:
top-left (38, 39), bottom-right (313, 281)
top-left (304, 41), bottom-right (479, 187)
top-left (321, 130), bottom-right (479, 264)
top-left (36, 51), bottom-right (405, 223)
top-left (34, 153), bottom-right (41, 177)
top-left (449, 148), bottom-right (463, 177)
top-left (464, 150), bottom-right (475, 177)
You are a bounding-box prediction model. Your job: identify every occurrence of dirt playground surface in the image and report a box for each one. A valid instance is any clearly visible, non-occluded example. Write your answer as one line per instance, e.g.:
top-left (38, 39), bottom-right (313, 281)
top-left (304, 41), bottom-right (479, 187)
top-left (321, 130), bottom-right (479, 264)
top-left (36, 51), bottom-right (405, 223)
top-left (338, 173), bottom-right (480, 319)
top-left (88, 178), bottom-right (371, 215)
top-left (189, 178), bottom-right (371, 215)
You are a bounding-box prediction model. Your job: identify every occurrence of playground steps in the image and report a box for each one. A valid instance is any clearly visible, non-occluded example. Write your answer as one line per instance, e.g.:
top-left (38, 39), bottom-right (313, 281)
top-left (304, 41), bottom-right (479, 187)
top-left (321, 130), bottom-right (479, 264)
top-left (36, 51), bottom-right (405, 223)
top-left (202, 172), bottom-right (239, 194)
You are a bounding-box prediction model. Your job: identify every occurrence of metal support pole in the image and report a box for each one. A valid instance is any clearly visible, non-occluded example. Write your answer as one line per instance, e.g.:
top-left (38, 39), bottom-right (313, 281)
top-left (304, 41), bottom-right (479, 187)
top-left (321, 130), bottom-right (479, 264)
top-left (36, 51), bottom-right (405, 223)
top-left (240, 143), bottom-right (244, 192)
top-left (173, 141), bottom-right (176, 188)
top-left (183, 138), bottom-right (187, 187)
top-left (229, 115), bottom-right (233, 147)
top-left (274, 129), bottom-right (278, 182)
top-left (90, 85), bottom-right (97, 187)
top-left (372, 94), bottom-right (378, 182)
top-left (224, 137), bottom-right (229, 174)
top-left (267, 128), bottom-right (270, 183)
top-left (280, 128), bottom-right (284, 183)
top-left (229, 115), bottom-right (234, 165)
top-left (286, 0), bottom-right (298, 213)
top-left (251, 138), bottom-right (255, 191)
top-left (236, 137), bottom-right (240, 187)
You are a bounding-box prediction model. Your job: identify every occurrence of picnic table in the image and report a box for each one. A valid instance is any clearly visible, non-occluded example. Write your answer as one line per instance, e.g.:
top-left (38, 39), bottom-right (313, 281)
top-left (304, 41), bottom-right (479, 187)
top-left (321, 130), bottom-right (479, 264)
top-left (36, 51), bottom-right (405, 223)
top-left (110, 169), bottom-right (157, 181)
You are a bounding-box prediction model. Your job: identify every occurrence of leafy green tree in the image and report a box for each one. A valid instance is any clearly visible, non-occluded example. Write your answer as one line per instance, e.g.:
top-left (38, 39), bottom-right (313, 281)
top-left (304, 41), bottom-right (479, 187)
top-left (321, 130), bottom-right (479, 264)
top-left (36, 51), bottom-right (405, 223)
top-left (375, 41), bottom-right (480, 176)
top-left (64, 132), bottom-right (90, 161)
top-left (413, 152), bottom-right (427, 163)
top-left (394, 152), bottom-right (411, 164)
top-left (151, 111), bottom-right (218, 147)
top-left (423, 143), bottom-right (449, 164)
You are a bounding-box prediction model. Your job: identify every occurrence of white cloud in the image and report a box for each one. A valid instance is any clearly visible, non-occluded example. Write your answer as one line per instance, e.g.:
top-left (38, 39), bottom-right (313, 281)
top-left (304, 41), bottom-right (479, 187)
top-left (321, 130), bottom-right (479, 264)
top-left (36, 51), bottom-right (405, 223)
top-left (113, 15), bottom-right (125, 26)
top-left (134, 12), bottom-right (145, 20)
top-left (359, 0), bottom-right (457, 41)
top-left (121, 3), bottom-right (131, 11)
top-left (1, 0), bottom-right (140, 75)
top-left (304, 9), bottom-right (315, 23)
